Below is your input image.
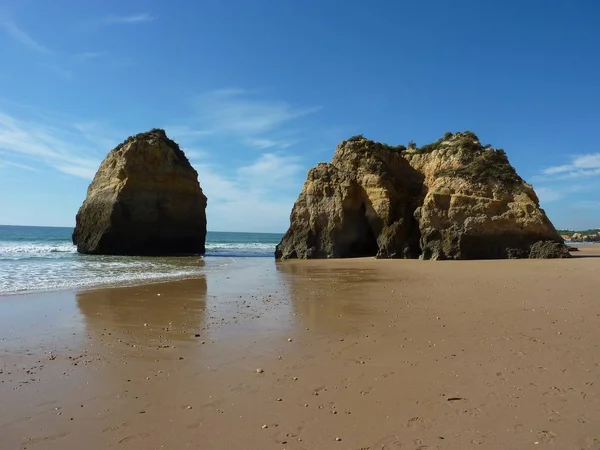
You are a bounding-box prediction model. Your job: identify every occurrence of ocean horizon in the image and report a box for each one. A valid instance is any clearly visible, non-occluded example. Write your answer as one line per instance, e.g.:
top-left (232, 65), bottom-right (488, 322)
top-left (0, 225), bottom-right (283, 295)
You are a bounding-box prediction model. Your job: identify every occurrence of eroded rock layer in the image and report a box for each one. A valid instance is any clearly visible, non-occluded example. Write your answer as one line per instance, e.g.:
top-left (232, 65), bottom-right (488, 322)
top-left (276, 132), bottom-right (567, 260)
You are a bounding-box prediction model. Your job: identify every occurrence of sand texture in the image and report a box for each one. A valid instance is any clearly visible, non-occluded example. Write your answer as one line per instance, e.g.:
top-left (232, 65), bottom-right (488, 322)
top-left (1, 246), bottom-right (600, 449)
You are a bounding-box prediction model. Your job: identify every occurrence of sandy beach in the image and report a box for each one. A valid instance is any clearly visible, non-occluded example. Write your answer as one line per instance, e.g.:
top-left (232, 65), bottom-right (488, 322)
top-left (2, 247), bottom-right (600, 449)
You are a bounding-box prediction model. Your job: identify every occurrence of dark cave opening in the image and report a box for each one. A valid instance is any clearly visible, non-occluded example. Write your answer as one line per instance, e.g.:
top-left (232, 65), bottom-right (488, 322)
top-left (341, 202), bottom-right (379, 257)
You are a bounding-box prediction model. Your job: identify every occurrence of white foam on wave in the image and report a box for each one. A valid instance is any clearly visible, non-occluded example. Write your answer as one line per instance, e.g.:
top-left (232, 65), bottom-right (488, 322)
top-left (206, 242), bottom-right (275, 250)
top-left (0, 237), bottom-right (277, 294)
top-left (0, 241), bottom-right (76, 254)
top-left (0, 241), bottom-right (275, 256)
top-left (205, 242), bottom-right (275, 257)
top-left (0, 258), bottom-right (208, 294)
top-left (0, 269), bottom-right (203, 294)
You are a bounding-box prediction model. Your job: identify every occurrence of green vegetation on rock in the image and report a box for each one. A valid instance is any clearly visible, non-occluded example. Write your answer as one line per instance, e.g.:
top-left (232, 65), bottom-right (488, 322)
top-left (435, 149), bottom-right (523, 186)
top-left (339, 131), bottom-right (523, 186)
top-left (347, 134), bottom-right (365, 142)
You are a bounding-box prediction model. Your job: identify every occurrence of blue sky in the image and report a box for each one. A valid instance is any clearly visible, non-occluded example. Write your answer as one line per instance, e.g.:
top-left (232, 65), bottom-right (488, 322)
top-left (0, 0), bottom-right (599, 232)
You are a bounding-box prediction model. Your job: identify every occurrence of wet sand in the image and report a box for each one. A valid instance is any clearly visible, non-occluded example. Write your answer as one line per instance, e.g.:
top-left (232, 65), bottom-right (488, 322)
top-left (1, 247), bottom-right (600, 449)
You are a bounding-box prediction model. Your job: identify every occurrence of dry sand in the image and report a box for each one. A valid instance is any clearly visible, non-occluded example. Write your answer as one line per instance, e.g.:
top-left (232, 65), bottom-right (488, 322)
top-left (1, 246), bottom-right (600, 449)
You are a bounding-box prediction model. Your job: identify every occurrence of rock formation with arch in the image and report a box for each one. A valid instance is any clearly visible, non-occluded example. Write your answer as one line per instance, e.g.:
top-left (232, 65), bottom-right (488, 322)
top-left (276, 132), bottom-right (568, 260)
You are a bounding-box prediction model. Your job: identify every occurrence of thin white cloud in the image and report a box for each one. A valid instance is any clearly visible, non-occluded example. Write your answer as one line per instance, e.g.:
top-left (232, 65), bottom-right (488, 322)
top-left (0, 159), bottom-right (38, 172)
top-left (0, 89), bottom-right (314, 231)
top-left (574, 201), bottom-right (600, 210)
top-left (100, 13), bottom-right (156, 25)
top-left (243, 137), bottom-right (295, 149)
top-left (183, 148), bottom-right (209, 160)
top-left (0, 19), bottom-right (51, 54)
top-left (541, 153), bottom-right (600, 179)
top-left (535, 187), bottom-right (562, 203)
top-left (37, 62), bottom-right (72, 80)
top-left (165, 125), bottom-right (216, 142)
top-left (0, 109), bottom-right (117, 179)
top-left (192, 154), bottom-right (305, 232)
top-left (52, 163), bottom-right (97, 179)
top-left (169, 88), bottom-right (317, 230)
top-left (0, 18), bottom-right (73, 80)
top-left (237, 153), bottom-right (303, 188)
top-left (78, 51), bottom-right (107, 60)
top-left (195, 89), bottom-right (321, 136)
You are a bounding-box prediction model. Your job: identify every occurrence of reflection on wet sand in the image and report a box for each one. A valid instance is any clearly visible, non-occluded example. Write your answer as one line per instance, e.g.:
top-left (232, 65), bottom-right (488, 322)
top-left (76, 275), bottom-right (208, 347)
top-left (74, 258), bottom-right (300, 365)
top-left (3, 253), bottom-right (600, 449)
top-left (276, 260), bottom-right (396, 334)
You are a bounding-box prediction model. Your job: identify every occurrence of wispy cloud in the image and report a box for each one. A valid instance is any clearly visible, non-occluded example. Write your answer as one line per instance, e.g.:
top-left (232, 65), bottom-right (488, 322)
top-left (37, 61), bottom-right (72, 80)
top-left (194, 89), bottom-right (321, 137)
top-left (533, 182), bottom-right (595, 203)
top-left (100, 13), bottom-right (156, 25)
top-left (535, 186), bottom-right (563, 203)
top-left (574, 200), bottom-right (600, 210)
top-left (165, 125), bottom-right (216, 141)
top-left (0, 17), bottom-right (76, 80)
top-left (0, 88), bottom-right (316, 231)
top-left (183, 148), bottom-right (209, 161)
top-left (237, 153), bottom-right (303, 189)
top-left (0, 108), bottom-right (119, 179)
top-left (168, 88), bottom-right (319, 230)
top-left (0, 159), bottom-right (38, 172)
top-left (77, 51), bottom-right (107, 60)
top-left (532, 152), bottom-right (600, 214)
top-left (0, 19), bottom-right (51, 54)
top-left (191, 153), bottom-right (305, 232)
top-left (541, 153), bottom-right (600, 180)
top-left (243, 137), bottom-right (296, 150)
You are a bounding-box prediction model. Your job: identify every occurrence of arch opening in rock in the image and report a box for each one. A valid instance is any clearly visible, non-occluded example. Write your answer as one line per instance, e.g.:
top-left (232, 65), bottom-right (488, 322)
top-left (340, 202), bottom-right (379, 258)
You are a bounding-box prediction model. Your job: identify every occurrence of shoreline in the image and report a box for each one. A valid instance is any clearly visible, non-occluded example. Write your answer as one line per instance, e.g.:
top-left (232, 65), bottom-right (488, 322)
top-left (1, 247), bottom-right (600, 449)
top-left (0, 229), bottom-right (283, 295)
top-left (2, 244), bottom-right (598, 298)
top-left (0, 273), bottom-right (207, 299)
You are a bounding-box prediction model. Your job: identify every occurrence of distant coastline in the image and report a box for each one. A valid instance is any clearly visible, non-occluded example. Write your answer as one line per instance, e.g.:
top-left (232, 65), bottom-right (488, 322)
top-left (558, 228), bottom-right (600, 243)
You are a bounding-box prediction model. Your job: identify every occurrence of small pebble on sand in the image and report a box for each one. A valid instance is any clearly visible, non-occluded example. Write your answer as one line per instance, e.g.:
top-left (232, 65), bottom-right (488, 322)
top-left (262, 424), bottom-right (268, 429)
top-left (288, 338), bottom-right (293, 342)
top-left (277, 398), bottom-right (283, 401)
top-left (256, 368), bottom-right (264, 373)
top-left (336, 437), bottom-right (342, 441)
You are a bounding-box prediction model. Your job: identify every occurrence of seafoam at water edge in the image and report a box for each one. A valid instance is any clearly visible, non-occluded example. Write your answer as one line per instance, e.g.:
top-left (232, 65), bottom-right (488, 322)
top-left (0, 226), bottom-right (282, 294)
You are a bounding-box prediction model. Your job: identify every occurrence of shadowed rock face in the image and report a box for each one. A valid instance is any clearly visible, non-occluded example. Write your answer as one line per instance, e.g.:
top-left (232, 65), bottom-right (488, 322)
top-left (276, 132), bottom-right (568, 260)
top-left (73, 129), bottom-right (207, 256)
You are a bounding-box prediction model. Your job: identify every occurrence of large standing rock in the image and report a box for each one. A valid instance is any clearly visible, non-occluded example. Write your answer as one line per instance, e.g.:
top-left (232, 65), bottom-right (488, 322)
top-left (73, 129), bottom-right (207, 255)
top-left (274, 163), bottom-right (378, 259)
top-left (276, 132), bottom-right (568, 260)
top-left (404, 133), bottom-right (565, 259)
top-left (275, 139), bottom-right (423, 259)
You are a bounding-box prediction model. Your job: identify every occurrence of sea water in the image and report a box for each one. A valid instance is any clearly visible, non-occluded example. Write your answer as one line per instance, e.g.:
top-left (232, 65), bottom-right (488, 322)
top-left (0, 225), bottom-right (282, 294)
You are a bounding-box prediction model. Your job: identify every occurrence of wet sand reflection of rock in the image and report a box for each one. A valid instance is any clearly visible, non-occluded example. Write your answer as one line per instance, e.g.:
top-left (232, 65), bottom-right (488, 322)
top-left (76, 276), bottom-right (208, 347)
top-left (276, 260), bottom-right (397, 334)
